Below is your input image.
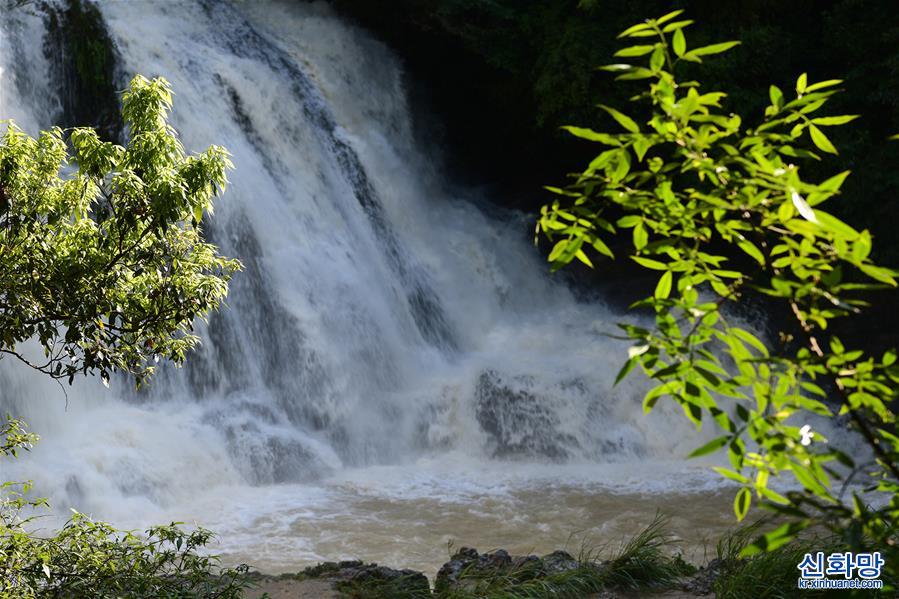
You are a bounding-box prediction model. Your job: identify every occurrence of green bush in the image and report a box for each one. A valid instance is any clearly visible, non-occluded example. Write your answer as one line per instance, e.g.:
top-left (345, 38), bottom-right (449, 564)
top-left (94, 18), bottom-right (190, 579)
top-left (538, 10), bottom-right (899, 583)
top-left (0, 74), bottom-right (240, 388)
top-left (0, 75), bottom-right (244, 597)
top-left (0, 419), bottom-right (248, 598)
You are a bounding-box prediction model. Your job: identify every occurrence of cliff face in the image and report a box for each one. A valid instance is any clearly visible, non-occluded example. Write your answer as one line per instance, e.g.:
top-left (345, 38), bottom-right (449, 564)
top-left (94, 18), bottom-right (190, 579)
top-left (44, 0), bottom-right (122, 140)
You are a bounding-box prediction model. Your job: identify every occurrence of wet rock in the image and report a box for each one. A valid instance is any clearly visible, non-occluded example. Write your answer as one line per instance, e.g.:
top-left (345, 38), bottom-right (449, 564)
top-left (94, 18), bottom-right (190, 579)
top-left (474, 370), bottom-right (580, 460)
top-left (679, 558), bottom-right (724, 596)
top-left (511, 554), bottom-right (542, 569)
top-left (434, 546), bottom-right (479, 592)
top-left (541, 549), bottom-right (580, 574)
top-left (295, 560), bottom-right (430, 596)
top-left (479, 548), bottom-right (512, 569)
top-left (435, 546), bottom-right (586, 593)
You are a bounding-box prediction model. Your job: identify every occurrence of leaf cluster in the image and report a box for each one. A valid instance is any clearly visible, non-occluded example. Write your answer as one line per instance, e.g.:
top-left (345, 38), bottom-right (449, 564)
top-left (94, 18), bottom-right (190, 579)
top-left (0, 75), bottom-right (241, 387)
top-left (538, 10), bottom-right (899, 579)
top-left (0, 417), bottom-right (248, 598)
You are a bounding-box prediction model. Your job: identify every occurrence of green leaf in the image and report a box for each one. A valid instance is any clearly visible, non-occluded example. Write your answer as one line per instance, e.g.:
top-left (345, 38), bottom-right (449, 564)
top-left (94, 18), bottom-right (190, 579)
top-left (591, 237), bottom-right (615, 259)
top-left (804, 79), bottom-right (842, 93)
top-left (632, 136), bottom-right (653, 161)
top-left (808, 124), bottom-right (837, 154)
top-left (852, 231), bottom-right (871, 262)
top-left (734, 487), bottom-right (751, 521)
top-left (643, 381), bottom-right (678, 413)
top-left (791, 462), bottom-right (828, 496)
top-left (548, 240), bottom-right (569, 262)
top-left (818, 170), bottom-right (851, 193)
top-left (712, 467), bottom-right (748, 484)
top-left (633, 222), bottom-right (648, 250)
top-left (737, 240), bottom-right (764, 265)
top-left (796, 72), bottom-right (808, 94)
top-left (654, 270), bottom-right (673, 299)
top-left (768, 85), bottom-right (783, 108)
top-left (685, 41), bottom-right (740, 58)
top-left (688, 435), bottom-right (729, 458)
top-left (614, 356), bottom-right (638, 386)
top-left (598, 104), bottom-right (640, 133)
top-left (618, 22), bottom-right (652, 38)
top-left (654, 9), bottom-right (684, 25)
top-left (741, 521), bottom-right (810, 556)
top-left (815, 210), bottom-right (859, 239)
top-left (860, 264), bottom-right (898, 286)
top-left (614, 45), bottom-right (656, 57)
top-left (650, 46), bottom-right (665, 71)
top-left (575, 249), bottom-right (594, 267)
top-left (617, 215), bottom-right (641, 228)
top-left (730, 327), bottom-right (769, 357)
top-left (661, 20), bottom-right (694, 33)
top-left (810, 115), bottom-right (858, 126)
top-left (631, 256), bottom-right (667, 270)
top-left (672, 29), bottom-right (686, 57)
top-left (561, 126), bottom-right (621, 145)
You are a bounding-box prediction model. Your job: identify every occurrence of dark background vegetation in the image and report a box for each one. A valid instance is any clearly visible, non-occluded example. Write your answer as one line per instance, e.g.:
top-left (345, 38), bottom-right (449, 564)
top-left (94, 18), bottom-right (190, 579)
top-left (331, 0), bottom-right (899, 348)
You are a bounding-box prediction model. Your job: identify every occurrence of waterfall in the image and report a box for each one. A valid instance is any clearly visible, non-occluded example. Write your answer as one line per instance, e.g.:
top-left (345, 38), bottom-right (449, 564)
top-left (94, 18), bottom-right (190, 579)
top-left (0, 0), bottom-right (716, 545)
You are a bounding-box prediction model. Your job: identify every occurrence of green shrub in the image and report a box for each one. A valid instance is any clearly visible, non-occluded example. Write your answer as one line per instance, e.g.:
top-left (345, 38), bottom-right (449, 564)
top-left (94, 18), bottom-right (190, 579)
top-left (538, 9), bottom-right (899, 584)
top-left (0, 418), bottom-right (249, 598)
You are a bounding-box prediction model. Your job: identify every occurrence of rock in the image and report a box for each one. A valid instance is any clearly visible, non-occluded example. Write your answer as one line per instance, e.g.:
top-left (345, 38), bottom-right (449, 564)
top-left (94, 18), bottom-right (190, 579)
top-left (435, 546), bottom-right (588, 593)
top-left (474, 370), bottom-right (580, 460)
top-left (511, 554), bottom-right (542, 572)
top-left (284, 560), bottom-right (429, 597)
top-left (479, 549), bottom-right (512, 570)
top-left (338, 563), bottom-right (429, 590)
top-left (541, 549), bottom-right (580, 574)
top-left (679, 558), bottom-right (724, 596)
top-left (434, 546), bottom-right (480, 592)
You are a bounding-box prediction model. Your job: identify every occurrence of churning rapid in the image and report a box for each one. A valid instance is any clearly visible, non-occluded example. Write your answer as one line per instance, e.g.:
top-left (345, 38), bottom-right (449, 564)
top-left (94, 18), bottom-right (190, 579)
top-left (0, 0), bottom-right (730, 573)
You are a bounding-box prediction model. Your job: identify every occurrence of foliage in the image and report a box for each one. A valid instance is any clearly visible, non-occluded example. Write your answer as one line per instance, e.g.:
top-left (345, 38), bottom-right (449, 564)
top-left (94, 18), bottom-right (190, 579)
top-left (439, 514), bottom-right (692, 598)
top-left (336, 0), bottom-right (899, 306)
top-left (538, 10), bottom-right (899, 581)
top-left (0, 76), bottom-right (246, 597)
top-left (0, 418), bottom-right (248, 599)
top-left (712, 520), bottom-right (846, 598)
top-left (0, 75), bottom-right (240, 388)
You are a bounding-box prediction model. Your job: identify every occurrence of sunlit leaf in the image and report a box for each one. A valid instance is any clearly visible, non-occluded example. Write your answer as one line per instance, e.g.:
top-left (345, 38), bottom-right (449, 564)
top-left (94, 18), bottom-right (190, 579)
top-left (685, 41), bottom-right (740, 58)
top-left (615, 45), bottom-right (656, 57)
top-left (808, 124), bottom-right (837, 154)
top-left (734, 487), bottom-right (751, 521)
top-left (672, 29), bottom-right (686, 57)
top-left (689, 435), bottom-right (729, 458)
top-left (598, 104), bottom-right (640, 133)
top-left (654, 270), bottom-right (673, 299)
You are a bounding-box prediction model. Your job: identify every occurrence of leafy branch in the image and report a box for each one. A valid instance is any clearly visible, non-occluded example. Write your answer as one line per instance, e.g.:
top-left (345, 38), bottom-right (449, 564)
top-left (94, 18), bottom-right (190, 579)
top-left (539, 9), bottom-right (899, 575)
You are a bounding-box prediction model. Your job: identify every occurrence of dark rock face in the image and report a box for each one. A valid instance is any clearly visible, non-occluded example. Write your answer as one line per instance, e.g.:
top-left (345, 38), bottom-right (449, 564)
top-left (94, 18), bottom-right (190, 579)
top-left (297, 560), bottom-right (430, 596)
top-left (474, 370), bottom-right (580, 460)
top-left (541, 549), bottom-right (580, 575)
top-left (680, 558), bottom-right (725, 596)
top-left (43, 0), bottom-right (123, 141)
top-left (434, 546), bottom-right (585, 593)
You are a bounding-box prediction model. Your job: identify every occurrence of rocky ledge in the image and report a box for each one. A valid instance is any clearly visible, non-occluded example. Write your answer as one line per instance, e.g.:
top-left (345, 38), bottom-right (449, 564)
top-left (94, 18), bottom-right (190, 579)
top-left (245, 547), bottom-right (721, 598)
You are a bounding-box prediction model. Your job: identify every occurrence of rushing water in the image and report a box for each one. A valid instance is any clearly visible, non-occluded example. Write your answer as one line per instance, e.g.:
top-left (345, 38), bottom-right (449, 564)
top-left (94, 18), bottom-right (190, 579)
top-left (0, 0), bottom-right (736, 574)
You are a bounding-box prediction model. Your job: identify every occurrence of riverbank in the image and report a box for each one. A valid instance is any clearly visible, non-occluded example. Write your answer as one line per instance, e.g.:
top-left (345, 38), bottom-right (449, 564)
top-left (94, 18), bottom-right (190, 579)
top-left (235, 517), bottom-right (830, 599)
top-left (242, 546), bottom-right (715, 598)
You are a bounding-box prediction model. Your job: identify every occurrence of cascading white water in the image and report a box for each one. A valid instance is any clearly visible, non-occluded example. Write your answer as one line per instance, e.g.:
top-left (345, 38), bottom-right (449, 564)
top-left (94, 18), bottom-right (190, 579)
top-left (0, 0), bottom-right (730, 572)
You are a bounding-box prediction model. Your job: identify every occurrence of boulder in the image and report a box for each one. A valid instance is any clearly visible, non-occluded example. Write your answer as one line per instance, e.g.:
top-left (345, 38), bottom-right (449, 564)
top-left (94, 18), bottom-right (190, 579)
top-left (435, 546), bottom-right (585, 593)
top-left (294, 560), bottom-right (430, 596)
